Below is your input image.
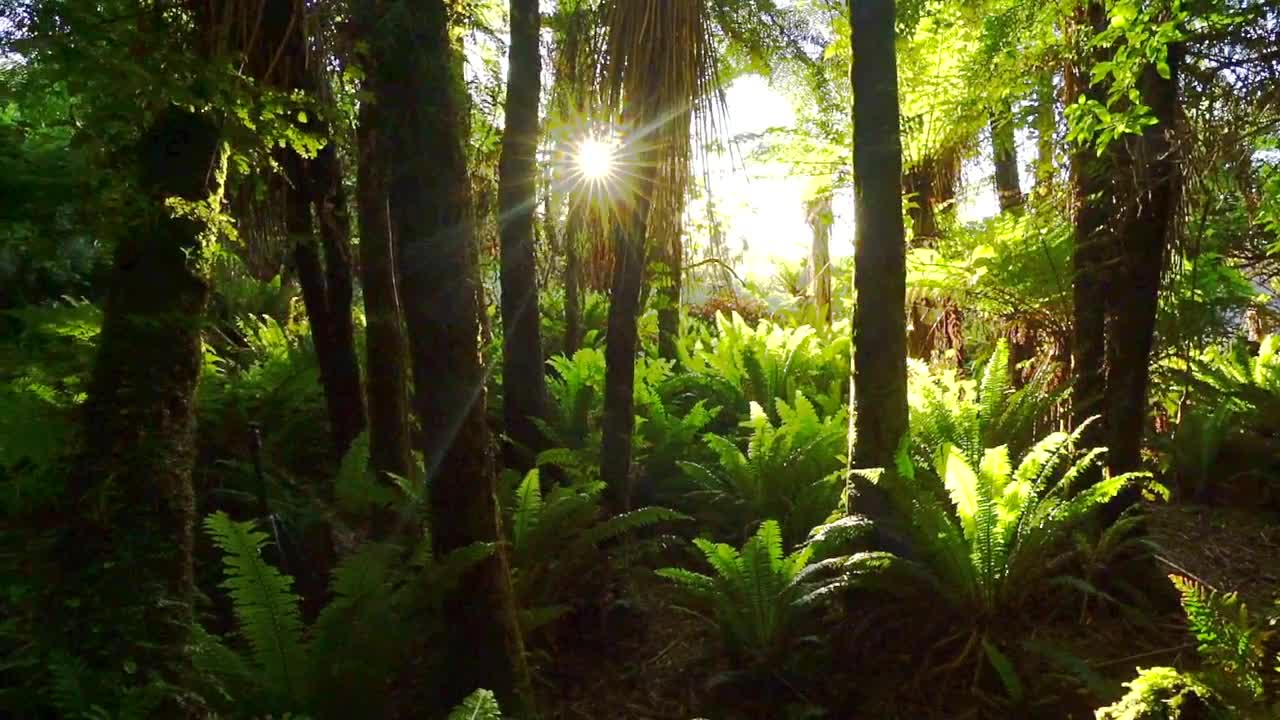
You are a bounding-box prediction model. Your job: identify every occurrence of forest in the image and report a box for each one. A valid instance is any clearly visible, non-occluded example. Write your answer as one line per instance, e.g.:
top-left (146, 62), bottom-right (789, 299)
top-left (2, 0), bottom-right (1280, 717)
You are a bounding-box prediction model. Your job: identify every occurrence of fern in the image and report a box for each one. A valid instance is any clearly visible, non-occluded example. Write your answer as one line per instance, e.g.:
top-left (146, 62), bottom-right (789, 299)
top-left (505, 467), bottom-right (687, 634)
top-left (677, 392), bottom-right (847, 547)
top-left (446, 689), bottom-right (502, 720)
top-left (203, 512), bottom-right (307, 707)
top-left (1097, 576), bottom-right (1279, 719)
top-left (658, 520), bottom-right (832, 665)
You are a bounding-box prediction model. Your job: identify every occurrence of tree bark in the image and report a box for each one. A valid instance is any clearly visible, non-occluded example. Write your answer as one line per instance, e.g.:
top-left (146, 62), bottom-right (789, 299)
top-left (564, 200), bottom-right (584, 356)
top-left (68, 107), bottom-right (222, 713)
top-left (601, 161), bottom-right (658, 510)
top-left (806, 193), bottom-right (833, 325)
top-left (655, 226), bottom-right (684, 360)
top-left (353, 65), bottom-right (414, 500)
top-left (497, 0), bottom-right (548, 469)
top-left (380, 0), bottom-right (532, 710)
top-left (309, 140), bottom-right (366, 457)
top-left (1034, 74), bottom-right (1057, 192)
top-left (850, 0), bottom-right (909, 531)
top-left (1068, 1), bottom-right (1113, 451)
top-left (991, 104), bottom-right (1024, 212)
top-left (1105, 52), bottom-right (1180, 478)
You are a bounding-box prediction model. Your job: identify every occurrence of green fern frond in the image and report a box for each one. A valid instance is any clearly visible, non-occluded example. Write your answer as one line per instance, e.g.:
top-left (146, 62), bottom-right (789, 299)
top-left (1171, 575), bottom-right (1267, 700)
top-left (203, 512), bottom-right (307, 706)
top-left (447, 688), bottom-right (502, 720)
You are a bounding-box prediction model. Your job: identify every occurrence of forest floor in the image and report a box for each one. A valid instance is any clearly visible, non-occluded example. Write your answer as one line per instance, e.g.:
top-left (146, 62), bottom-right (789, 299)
top-left (539, 502), bottom-right (1280, 720)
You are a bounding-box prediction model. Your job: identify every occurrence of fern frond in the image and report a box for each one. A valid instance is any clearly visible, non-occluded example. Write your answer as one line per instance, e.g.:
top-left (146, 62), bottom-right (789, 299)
top-left (203, 512), bottom-right (307, 706)
top-left (447, 688), bottom-right (502, 720)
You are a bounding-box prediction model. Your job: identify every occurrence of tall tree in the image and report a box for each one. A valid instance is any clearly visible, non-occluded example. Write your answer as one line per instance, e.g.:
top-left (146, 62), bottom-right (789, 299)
top-left (498, 0), bottom-right (548, 468)
top-left (1104, 49), bottom-right (1181, 478)
top-left (379, 0), bottom-right (532, 709)
top-left (352, 1), bottom-right (414, 501)
top-left (599, 0), bottom-right (714, 508)
top-left (805, 191), bottom-right (833, 324)
top-left (70, 105), bottom-right (223, 713)
top-left (1067, 1), bottom-right (1115, 451)
top-left (849, 0), bottom-right (909, 529)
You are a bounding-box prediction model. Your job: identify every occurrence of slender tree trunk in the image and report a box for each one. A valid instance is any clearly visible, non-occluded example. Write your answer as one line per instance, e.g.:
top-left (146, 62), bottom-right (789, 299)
top-left (1068, 2), bottom-right (1113, 451)
top-left (564, 200), bottom-right (583, 356)
top-left (991, 104), bottom-right (1024, 212)
top-left (806, 193), bottom-right (833, 324)
top-left (849, 0), bottom-right (909, 533)
top-left (498, 0), bottom-right (547, 469)
top-left (67, 108), bottom-right (222, 713)
top-left (601, 161), bottom-right (658, 509)
top-left (1105, 52), bottom-right (1180, 478)
top-left (381, 0), bottom-right (531, 710)
top-left (1034, 75), bottom-right (1057, 192)
top-left (310, 140), bottom-right (366, 456)
top-left (655, 226), bottom-right (683, 360)
top-left (353, 76), bottom-right (413, 499)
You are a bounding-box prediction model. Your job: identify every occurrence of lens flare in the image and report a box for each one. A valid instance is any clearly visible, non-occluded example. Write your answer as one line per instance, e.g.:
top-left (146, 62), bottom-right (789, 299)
top-left (575, 136), bottom-right (617, 181)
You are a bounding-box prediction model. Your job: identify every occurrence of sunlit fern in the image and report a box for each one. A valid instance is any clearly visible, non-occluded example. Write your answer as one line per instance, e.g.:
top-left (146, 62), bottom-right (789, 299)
top-left (677, 391), bottom-right (846, 547)
top-left (657, 519), bottom-right (837, 665)
top-left (1096, 575), bottom-right (1279, 719)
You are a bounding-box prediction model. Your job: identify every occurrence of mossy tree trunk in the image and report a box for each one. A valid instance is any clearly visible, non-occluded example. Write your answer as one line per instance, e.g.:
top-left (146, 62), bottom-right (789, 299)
top-left (498, 0), bottom-right (548, 469)
top-left (806, 192), bottom-right (834, 325)
top-left (69, 107), bottom-right (223, 713)
top-left (379, 0), bottom-right (532, 711)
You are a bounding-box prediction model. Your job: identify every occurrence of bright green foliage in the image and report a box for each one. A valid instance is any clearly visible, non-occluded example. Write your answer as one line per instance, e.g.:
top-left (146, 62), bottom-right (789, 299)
top-left (908, 339), bottom-right (1062, 470)
top-left (677, 311), bottom-right (850, 422)
top-left (657, 520), bottom-right (824, 665)
top-left (537, 348), bottom-right (674, 457)
top-left (446, 689), bottom-right (503, 720)
top-left (0, 300), bottom-right (100, 506)
top-left (1096, 576), bottom-right (1280, 719)
top-left (504, 468), bottom-right (688, 633)
top-left (1184, 336), bottom-right (1280, 432)
top-left (805, 428), bottom-right (1148, 616)
top-left (677, 392), bottom-right (847, 547)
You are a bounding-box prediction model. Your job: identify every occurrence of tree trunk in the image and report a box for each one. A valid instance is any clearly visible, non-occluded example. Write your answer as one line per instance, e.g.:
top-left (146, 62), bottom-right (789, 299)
top-left (497, 0), bottom-right (547, 469)
top-left (991, 104), bottom-right (1024, 212)
top-left (1034, 75), bottom-right (1057, 192)
top-left (68, 107), bottom-right (222, 712)
top-left (354, 76), bottom-right (413, 500)
top-left (601, 161), bottom-right (658, 509)
top-left (381, 0), bottom-right (531, 710)
top-left (806, 193), bottom-right (833, 324)
top-left (1067, 1), bottom-right (1113, 451)
top-left (564, 200), bottom-right (583, 356)
top-left (309, 140), bottom-right (366, 457)
top-left (655, 226), bottom-right (683, 360)
top-left (1105, 52), bottom-right (1180, 478)
top-left (849, 0), bottom-right (909, 533)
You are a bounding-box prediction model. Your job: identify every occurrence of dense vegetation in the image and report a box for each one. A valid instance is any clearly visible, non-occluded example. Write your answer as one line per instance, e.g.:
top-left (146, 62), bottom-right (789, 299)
top-left (2, 0), bottom-right (1280, 717)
